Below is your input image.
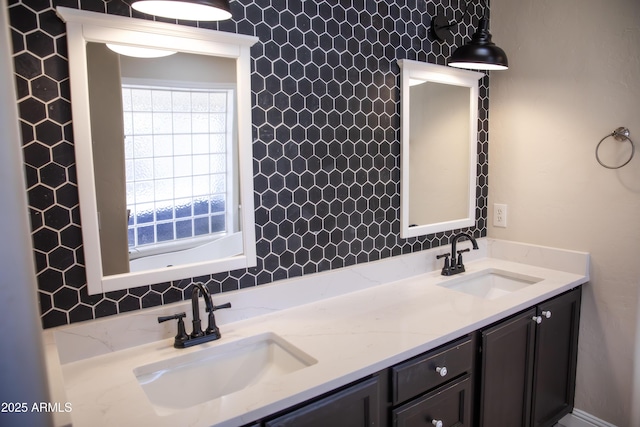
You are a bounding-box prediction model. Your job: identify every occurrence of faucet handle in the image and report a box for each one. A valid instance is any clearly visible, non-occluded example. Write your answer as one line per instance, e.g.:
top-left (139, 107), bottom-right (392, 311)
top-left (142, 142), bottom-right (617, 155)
top-left (456, 247), bottom-right (470, 263)
top-left (158, 312), bottom-right (186, 323)
top-left (436, 253), bottom-right (452, 276)
top-left (210, 302), bottom-right (232, 312)
top-left (205, 302), bottom-right (232, 338)
top-left (454, 248), bottom-right (471, 271)
top-left (158, 312), bottom-right (189, 347)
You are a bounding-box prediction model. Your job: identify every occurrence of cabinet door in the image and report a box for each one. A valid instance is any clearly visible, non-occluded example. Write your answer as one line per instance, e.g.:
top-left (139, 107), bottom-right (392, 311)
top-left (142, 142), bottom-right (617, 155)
top-left (478, 308), bottom-right (537, 427)
top-left (265, 376), bottom-right (382, 427)
top-left (531, 288), bottom-right (581, 427)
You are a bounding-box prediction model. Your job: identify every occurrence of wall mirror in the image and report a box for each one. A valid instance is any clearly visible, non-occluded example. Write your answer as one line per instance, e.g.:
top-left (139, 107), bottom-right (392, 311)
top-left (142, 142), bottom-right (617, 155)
top-left (397, 59), bottom-right (483, 238)
top-left (57, 7), bottom-right (258, 295)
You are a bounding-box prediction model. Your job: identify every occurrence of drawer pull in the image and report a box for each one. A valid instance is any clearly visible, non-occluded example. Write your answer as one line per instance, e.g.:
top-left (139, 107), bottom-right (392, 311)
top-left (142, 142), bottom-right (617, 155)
top-left (542, 310), bottom-right (552, 319)
top-left (532, 316), bottom-right (542, 324)
top-left (432, 419), bottom-right (443, 427)
top-left (435, 366), bottom-right (448, 377)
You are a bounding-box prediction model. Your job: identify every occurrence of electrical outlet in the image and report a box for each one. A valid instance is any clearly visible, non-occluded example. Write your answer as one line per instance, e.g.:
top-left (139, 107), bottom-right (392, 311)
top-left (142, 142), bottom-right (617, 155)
top-left (494, 203), bottom-right (507, 227)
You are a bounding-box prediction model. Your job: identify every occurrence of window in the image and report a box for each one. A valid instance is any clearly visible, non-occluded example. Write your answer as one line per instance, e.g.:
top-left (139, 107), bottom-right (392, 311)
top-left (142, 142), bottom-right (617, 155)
top-left (121, 82), bottom-right (236, 259)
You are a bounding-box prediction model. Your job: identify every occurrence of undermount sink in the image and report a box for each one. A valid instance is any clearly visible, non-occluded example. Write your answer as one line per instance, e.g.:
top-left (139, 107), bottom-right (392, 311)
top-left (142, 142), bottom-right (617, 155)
top-left (437, 268), bottom-right (543, 300)
top-left (134, 332), bottom-right (317, 415)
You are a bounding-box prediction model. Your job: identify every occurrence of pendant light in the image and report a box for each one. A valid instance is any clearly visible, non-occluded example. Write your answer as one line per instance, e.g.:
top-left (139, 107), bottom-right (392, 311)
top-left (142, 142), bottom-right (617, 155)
top-left (431, 0), bottom-right (508, 71)
top-left (129, 0), bottom-right (232, 21)
top-left (448, 17), bottom-right (508, 70)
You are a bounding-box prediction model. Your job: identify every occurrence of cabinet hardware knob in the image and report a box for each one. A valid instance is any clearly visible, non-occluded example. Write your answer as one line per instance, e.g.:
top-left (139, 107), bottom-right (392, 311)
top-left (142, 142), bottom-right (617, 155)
top-left (435, 366), bottom-right (448, 377)
top-left (432, 420), bottom-right (443, 427)
top-left (532, 316), bottom-right (542, 324)
top-left (542, 310), bottom-right (552, 319)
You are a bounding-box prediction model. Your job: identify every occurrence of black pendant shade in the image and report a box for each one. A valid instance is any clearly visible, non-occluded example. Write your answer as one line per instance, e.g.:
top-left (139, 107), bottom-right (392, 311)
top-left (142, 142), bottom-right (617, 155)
top-left (448, 17), bottom-right (508, 70)
top-left (130, 0), bottom-right (231, 21)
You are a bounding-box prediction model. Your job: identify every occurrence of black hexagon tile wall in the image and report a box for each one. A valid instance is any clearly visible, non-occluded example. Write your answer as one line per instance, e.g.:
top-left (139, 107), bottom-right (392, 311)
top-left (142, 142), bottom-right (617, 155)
top-left (8, 0), bottom-right (489, 328)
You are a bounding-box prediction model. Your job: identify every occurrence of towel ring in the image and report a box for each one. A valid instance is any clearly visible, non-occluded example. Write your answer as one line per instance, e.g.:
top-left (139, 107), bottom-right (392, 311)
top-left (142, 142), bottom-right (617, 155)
top-left (595, 127), bottom-right (635, 169)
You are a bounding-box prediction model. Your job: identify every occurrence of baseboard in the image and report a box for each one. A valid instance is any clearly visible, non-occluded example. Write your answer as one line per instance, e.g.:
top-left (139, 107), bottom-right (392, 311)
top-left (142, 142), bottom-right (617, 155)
top-left (559, 409), bottom-right (618, 427)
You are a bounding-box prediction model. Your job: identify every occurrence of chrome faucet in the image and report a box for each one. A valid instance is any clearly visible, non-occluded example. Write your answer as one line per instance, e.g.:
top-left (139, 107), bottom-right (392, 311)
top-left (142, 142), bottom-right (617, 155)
top-left (437, 232), bottom-right (479, 276)
top-left (158, 282), bottom-right (231, 348)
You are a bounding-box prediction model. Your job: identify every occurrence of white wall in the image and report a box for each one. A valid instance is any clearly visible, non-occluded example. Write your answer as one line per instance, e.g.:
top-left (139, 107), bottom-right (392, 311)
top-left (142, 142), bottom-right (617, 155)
top-left (490, 0), bottom-right (640, 425)
top-left (87, 42), bottom-right (130, 276)
top-left (0, 0), bottom-right (51, 425)
top-left (119, 51), bottom-right (236, 83)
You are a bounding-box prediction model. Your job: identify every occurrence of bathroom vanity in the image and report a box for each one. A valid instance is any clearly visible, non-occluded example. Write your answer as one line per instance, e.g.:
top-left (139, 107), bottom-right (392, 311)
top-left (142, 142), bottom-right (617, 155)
top-left (243, 287), bottom-right (580, 427)
top-left (43, 239), bottom-right (589, 427)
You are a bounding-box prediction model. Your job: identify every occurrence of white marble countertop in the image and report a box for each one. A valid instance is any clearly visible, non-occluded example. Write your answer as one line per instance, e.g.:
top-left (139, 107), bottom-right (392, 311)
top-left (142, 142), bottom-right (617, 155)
top-left (43, 239), bottom-right (589, 427)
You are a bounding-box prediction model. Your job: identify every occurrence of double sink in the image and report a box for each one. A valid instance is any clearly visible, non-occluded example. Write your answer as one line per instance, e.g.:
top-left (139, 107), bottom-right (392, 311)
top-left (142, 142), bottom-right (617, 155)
top-left (133, 268), bottom-right (541, 415)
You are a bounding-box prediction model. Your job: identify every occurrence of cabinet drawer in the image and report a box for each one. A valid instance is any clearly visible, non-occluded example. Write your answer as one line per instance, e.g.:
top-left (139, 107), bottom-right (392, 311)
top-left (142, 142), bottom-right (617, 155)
top-left (393, 374), bottom-right (472, 427)
top-left (392, 336), bottom-right (473, 404)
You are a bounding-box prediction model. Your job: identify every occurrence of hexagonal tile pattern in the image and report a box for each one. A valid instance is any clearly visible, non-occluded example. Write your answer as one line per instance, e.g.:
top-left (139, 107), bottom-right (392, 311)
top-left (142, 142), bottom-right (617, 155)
top-left (9, 0), bottom-right (489, 328)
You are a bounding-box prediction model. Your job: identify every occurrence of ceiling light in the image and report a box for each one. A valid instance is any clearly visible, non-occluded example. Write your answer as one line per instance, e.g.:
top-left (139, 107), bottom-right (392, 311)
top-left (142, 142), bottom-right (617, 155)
top-left (106, 44), bottom-right (177, 58)
top-left (129, 0), bottom-right (231, 21)
top-left (409, 78), bottom-right (427, 87)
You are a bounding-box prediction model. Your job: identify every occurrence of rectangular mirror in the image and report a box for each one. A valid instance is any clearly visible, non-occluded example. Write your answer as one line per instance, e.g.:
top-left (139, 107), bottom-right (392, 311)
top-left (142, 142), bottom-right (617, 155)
top-left (397, 60), bottom-right (483, 238)
top-left (57, 7), bottom-right (258, 295)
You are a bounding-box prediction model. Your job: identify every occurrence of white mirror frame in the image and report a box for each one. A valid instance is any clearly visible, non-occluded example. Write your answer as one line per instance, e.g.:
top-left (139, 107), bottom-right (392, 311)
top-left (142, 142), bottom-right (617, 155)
top-left (397, 59), bottom-right (483, 238)
top-left (57, 7), bottom-right (258, 294)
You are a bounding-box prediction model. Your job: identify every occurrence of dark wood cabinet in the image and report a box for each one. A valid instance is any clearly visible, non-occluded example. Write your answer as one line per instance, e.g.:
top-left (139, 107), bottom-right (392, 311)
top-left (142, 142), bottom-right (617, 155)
top-left (478, 307), bottom-right (537, 426)
top-left (477, 288), bottom-right (581, 427)
top-left (390, 336), bottom-right (475, 427)
top-left (246, 287), bottom-right (582, 427)
top-left (264, 375), bottom-right (384, 427)
top-left (393, 374), bottom-right (473, 427)
top-left (392, 336), bottom-right (474, 406)
top-left (531, 289), bottom-right (581, 427)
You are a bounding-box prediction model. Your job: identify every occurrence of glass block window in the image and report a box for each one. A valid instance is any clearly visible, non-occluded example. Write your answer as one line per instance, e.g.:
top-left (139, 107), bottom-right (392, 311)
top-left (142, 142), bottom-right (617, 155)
top-left (122, 83), bottom-right (235, 258)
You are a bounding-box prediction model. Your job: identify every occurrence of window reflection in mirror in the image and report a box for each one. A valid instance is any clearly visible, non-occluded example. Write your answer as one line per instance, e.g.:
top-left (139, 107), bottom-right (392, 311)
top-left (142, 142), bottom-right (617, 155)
top-left (87, 43), bottom-right (241, 276)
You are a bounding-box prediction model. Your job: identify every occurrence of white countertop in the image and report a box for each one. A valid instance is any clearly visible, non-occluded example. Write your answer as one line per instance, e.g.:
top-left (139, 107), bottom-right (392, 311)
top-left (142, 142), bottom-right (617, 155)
top-left (43, 239), bottom-right (589, 427)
